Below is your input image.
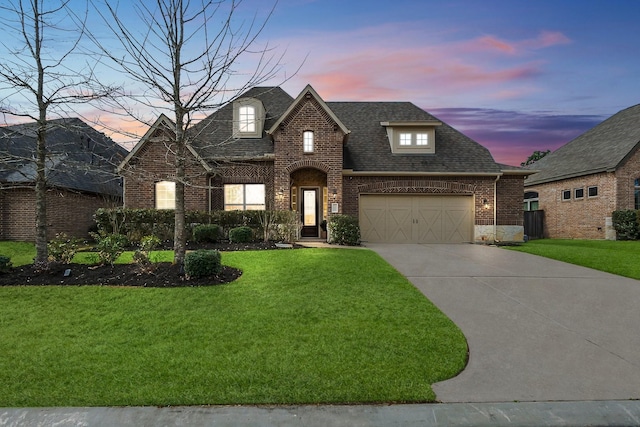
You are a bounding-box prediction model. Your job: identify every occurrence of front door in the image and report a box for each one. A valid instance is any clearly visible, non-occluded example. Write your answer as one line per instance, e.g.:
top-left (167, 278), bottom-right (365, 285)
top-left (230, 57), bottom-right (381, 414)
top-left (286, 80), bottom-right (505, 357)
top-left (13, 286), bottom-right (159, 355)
top-left (300, 188), bottom-right (319, 237)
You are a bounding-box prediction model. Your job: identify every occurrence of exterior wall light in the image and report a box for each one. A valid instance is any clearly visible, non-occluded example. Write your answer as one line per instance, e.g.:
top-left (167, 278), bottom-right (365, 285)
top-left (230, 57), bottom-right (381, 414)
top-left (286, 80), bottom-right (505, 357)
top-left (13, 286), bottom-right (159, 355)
top-left (483, 198), bottom-right (490, 210)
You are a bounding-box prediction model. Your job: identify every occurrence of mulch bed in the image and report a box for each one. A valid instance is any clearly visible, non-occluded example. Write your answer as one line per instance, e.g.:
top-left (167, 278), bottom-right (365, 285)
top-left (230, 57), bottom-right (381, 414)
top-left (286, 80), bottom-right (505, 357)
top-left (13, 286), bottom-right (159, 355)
top-left (0, 241), bottom-right (300, 288)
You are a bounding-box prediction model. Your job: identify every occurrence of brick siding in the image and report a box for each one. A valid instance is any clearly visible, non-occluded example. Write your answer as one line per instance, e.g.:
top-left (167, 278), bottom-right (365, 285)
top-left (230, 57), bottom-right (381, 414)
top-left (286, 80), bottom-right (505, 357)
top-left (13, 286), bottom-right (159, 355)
top-left (0, 186), bottom-right (120, 241)
top-left (527, 172), bottom-right (616, 239)
top-left (496, 175), bottom-right (525, 226)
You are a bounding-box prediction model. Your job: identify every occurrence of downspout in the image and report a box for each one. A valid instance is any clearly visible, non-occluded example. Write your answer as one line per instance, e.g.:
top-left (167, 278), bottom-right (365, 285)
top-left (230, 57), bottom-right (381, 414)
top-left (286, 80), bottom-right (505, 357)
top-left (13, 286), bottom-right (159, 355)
top-left (493, 174), bottom-right (500, 243)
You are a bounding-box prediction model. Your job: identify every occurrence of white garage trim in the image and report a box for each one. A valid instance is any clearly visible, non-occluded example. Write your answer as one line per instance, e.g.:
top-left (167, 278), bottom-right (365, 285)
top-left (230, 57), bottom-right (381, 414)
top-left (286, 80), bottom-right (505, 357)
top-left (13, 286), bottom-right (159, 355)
top-left (359, 194), bottom-right (473, 243)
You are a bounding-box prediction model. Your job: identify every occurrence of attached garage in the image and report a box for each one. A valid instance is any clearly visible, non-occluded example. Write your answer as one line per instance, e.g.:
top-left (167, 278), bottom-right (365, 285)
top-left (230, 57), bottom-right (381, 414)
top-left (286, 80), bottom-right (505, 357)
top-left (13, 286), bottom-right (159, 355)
top-left (359, 195), bottom-right (473, 243)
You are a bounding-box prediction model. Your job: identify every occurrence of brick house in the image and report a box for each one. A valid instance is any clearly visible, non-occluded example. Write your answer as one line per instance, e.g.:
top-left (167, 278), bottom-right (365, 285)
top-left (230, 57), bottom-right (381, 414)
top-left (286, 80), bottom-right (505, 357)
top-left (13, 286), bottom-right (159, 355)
top-left (119, 85), bottom-right (528, 243)
top-left (525, 104), bottom-right (640, 239)
top-left (0, 118), bottom-right (127, 240)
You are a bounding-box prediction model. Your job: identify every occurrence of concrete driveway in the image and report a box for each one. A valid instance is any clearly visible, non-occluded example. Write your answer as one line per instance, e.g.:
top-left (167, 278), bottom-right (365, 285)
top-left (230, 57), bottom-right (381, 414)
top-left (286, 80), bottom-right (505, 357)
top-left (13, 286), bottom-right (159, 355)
top-left (366, 243), bottom-right (640, 403)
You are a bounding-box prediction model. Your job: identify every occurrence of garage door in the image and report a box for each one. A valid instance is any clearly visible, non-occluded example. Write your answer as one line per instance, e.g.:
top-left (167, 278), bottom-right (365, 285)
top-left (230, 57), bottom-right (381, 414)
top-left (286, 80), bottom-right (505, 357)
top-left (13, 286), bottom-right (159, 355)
top-left (359, 195), bottom-right (473, 243)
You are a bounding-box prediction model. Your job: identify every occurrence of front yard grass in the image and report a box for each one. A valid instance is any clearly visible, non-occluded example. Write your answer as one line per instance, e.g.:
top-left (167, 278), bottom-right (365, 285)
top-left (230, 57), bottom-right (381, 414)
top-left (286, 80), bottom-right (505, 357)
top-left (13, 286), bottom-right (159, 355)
top-left (507, 239), bottom-right (640, 279)
top-left (0, 247), bottom-right (467, 407)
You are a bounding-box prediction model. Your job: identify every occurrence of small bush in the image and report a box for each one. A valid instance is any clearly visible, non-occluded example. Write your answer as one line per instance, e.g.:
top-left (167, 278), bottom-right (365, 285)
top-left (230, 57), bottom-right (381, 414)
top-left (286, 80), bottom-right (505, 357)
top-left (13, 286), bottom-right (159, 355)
top-left (229, 226), bottom-right (253, 243)
top-left (47, 233), bottom-right (82, 264)
top-left (0, 255), bottom-right (11, 273)
top-left (132, 235), bottom-right (161, 272)
top-left (184, 249), bottom-right (222, 279)
top-left (192, 224), bottom-right (221, 243)
top-left (91, 233), bottom-right (129, 266)
top-left (612, 210), bottom-right (640, 240)
top-left (328, 215), bottom-right (361, 246)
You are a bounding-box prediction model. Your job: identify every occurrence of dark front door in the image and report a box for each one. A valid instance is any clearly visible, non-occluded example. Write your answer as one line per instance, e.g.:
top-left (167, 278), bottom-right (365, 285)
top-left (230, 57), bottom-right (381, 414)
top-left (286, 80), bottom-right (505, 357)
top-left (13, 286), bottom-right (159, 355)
top-left (300, 188), bottom-right (319, 237)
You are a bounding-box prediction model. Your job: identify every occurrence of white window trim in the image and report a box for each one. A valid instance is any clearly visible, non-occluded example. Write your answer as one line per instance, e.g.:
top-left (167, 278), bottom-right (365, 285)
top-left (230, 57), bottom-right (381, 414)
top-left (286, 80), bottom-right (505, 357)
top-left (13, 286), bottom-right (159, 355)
top-left (233, 98), bottom-right (264, 138)
top-left (562, 189), bottom-right (571, 201)
top-left (587, 186), bottom-right (598, 198)
top-left (574, 187), bottom-right (584, 200)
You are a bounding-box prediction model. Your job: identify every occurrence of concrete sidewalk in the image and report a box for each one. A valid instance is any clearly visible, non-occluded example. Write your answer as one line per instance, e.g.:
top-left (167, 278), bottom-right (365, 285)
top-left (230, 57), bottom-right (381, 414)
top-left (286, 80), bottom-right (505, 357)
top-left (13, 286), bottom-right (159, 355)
top-left (2, 400), bottom-right (640, 426)
top-left (367, 243), bottom-right (640, 403)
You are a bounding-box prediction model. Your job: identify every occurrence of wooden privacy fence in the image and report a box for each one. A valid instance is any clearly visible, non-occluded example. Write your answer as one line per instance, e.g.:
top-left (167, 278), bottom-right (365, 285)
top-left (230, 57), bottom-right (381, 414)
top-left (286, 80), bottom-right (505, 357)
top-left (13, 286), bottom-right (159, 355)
top-left (524, 210), bottom-right (544, 239)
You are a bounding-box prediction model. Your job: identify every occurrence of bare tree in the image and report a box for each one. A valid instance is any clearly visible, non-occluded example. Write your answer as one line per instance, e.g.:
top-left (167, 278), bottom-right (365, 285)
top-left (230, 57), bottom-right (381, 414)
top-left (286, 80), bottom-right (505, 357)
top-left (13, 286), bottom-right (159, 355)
top-left (0, 0), bottom-right (116, 267)
top-left (92, 0), bottom-right (285, 265)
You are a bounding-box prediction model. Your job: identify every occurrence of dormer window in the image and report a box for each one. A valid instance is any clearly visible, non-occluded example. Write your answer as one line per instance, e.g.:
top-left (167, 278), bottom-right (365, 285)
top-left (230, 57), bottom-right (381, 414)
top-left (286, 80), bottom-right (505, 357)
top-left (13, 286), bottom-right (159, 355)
top-left (239, 106), bottom-right (256, 133)
top-left (381, 121), bottom-right (440, 154)
top-left (233, 98), bottom-right (265, 138)
top-left (303, 131), bottom-right (314, 153)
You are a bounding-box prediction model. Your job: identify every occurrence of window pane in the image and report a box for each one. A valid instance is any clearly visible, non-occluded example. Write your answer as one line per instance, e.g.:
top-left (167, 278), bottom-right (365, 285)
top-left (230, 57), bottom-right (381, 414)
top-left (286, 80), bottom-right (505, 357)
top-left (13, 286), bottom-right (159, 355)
top-left (245, 184), bottom-right (265, 204)
top-left (416, 133), bottom-right (428, 145)
top-left (303, 131), bottom-right (314, 152)
top-left (224, 184), bottom-right (244, 205)
top-left (562, 190), bottom-right (571, 200)
top-left (531, 201), bottom-right (539, 210)
top-left (155, 181), bottom-right (175, 209)
top-left (588, 186), bottom-right (598, 197)
top-left (239, 106), bottom-right (256, 133)
top-left (575, 188), bottom-right (584, 199)
top-left (399, 133), bottom-right (412, 146)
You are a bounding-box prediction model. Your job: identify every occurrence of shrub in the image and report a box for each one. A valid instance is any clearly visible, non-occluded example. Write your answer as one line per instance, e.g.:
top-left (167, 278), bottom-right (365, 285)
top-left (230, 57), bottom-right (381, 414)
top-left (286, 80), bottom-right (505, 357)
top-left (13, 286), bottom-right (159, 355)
top-left (47, 233), bottom-right (82, 264)
top-left (132, 235), bottom-right (161, 272)
top-left (192, 224), bottom-right (221, 243)
top-left (612, 210), bottom-right (640, 240)
top-left (328, 215), bottom-right (361, 246)
top-left (0, 255), bottom-right (11, 274)
top-left (92, 233), bottom-right (129, 266)
top-left (184, 249), bottom-right (222, 279)
top-left (229, 226), bottom-right (253, 243)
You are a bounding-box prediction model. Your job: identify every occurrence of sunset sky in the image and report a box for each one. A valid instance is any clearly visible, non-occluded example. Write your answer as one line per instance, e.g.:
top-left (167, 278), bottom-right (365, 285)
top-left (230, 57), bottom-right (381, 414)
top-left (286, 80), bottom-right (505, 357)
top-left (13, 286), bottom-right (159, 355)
top-left (264, 0), bottom-right (640, 166)
top-left (1, 0), bottom-right (639, 167)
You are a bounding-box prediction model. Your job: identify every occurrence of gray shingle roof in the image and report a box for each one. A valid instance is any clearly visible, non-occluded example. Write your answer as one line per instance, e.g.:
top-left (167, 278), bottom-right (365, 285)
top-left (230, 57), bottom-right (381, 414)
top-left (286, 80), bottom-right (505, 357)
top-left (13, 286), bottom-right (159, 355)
top-left (0, 118), bottom-right (127, 196)
top-left (187, 86), bottom-right (500, 174)
top-left (328, 102), bottom-right (500, 173)
top-left (526, 104), bottom-right (640, 186)
top-left (189, 87), bottom-right (293, 159)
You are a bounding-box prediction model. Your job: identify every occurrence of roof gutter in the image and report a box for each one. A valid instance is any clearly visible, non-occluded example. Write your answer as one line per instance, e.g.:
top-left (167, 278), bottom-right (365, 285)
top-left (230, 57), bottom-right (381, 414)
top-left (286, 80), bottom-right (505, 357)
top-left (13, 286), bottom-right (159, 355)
top-left (342, 169), bottom-right (504, 177)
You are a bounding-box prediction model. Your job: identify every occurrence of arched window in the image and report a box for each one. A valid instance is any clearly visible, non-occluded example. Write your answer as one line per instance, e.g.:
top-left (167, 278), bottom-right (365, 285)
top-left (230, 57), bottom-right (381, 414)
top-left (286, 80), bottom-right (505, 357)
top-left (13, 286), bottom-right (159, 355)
top-left (523, 191), bottom-right (539, 211)
top-left (635, 179), bottom-right (640, 209)
top-left (238, 105), bottom-right (256, 133)
top-left (303, 130), bottom-right (314, 153)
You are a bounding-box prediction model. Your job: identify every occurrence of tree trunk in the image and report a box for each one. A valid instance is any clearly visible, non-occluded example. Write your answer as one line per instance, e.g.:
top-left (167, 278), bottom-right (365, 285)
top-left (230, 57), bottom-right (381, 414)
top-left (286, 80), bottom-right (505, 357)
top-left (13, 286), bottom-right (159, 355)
top-left (34, 119), bottom-right (48, 268)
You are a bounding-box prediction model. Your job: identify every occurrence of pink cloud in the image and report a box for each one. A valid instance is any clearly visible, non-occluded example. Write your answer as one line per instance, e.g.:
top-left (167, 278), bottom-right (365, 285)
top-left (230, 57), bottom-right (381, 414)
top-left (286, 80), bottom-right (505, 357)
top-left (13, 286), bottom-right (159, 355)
top-left (475, 36), bottom-right (517, 54)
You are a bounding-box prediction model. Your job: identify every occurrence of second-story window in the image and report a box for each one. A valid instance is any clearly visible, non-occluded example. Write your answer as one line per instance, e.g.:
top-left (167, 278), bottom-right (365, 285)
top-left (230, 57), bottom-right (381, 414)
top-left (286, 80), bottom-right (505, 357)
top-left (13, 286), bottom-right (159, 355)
top-left (303, 131), bottom-right (314, 153)
top-left (239, 105), bottom-right (256, 133)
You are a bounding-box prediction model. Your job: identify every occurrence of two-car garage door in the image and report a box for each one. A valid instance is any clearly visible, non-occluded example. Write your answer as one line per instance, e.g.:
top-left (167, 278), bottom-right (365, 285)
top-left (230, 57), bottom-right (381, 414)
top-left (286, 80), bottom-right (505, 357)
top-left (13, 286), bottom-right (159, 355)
top-left (359, 195), bottom-right (473, 243)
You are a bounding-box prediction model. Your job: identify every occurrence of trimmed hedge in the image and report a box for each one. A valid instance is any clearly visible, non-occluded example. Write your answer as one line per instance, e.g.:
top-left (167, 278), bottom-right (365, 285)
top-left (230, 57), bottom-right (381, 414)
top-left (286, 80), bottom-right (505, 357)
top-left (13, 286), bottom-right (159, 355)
top-left (184, 249), bottom-right (222, 279)
top-left (0, 255), bottom-right (11, 274)
top-left (94, 208), bottom-right (265, 242)
top-left (328, 215), bottom-right (360, 246)
top-left (193, 225), bottom-right (221, 243)
top-left (612, 209), bottom-right (640, 240)
top-left (229, 226), bottom-right (253, 243)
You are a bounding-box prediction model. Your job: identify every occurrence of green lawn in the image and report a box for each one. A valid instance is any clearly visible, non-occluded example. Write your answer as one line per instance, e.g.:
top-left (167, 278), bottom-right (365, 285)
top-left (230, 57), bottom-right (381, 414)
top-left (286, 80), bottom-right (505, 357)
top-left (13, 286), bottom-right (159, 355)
top-left (507, 239), bottom-right (640, 279)
top-left (0, 247), bottom-right (467, 407)
top-left (0, 241), bottom-right (36, 266)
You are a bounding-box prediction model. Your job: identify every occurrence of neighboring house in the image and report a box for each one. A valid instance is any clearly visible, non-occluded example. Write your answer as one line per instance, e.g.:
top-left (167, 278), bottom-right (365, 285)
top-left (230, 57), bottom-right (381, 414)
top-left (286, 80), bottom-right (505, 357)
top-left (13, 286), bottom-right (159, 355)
top-left (0, 118), bottom-right (128, 240)
top-left (119, 85), bottom-right (529, 244)
top-left (525, 104), bottom-right (640, 239)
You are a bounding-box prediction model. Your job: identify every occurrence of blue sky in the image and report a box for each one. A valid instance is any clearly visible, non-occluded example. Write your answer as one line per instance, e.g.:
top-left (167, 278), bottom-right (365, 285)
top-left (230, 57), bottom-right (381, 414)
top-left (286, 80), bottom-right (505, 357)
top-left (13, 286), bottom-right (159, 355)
top-left (259, 0), bottom-right (640, 165)
top-left (1, 0), bottom-right (639, 166)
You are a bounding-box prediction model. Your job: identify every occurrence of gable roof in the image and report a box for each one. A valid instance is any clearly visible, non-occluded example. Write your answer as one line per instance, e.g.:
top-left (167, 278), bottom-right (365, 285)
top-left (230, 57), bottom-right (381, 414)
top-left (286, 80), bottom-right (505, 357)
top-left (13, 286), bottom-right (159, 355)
top-left (267, 84), bottom-right (350, 137)
top-left (330, 102), bottom-right (500, 174)
top-left (124, 85), bottom-right (503, 175)
top-left (0, 118), bottom-right (127, 196)
top-left (526, 104), bottom-right (640, 186)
